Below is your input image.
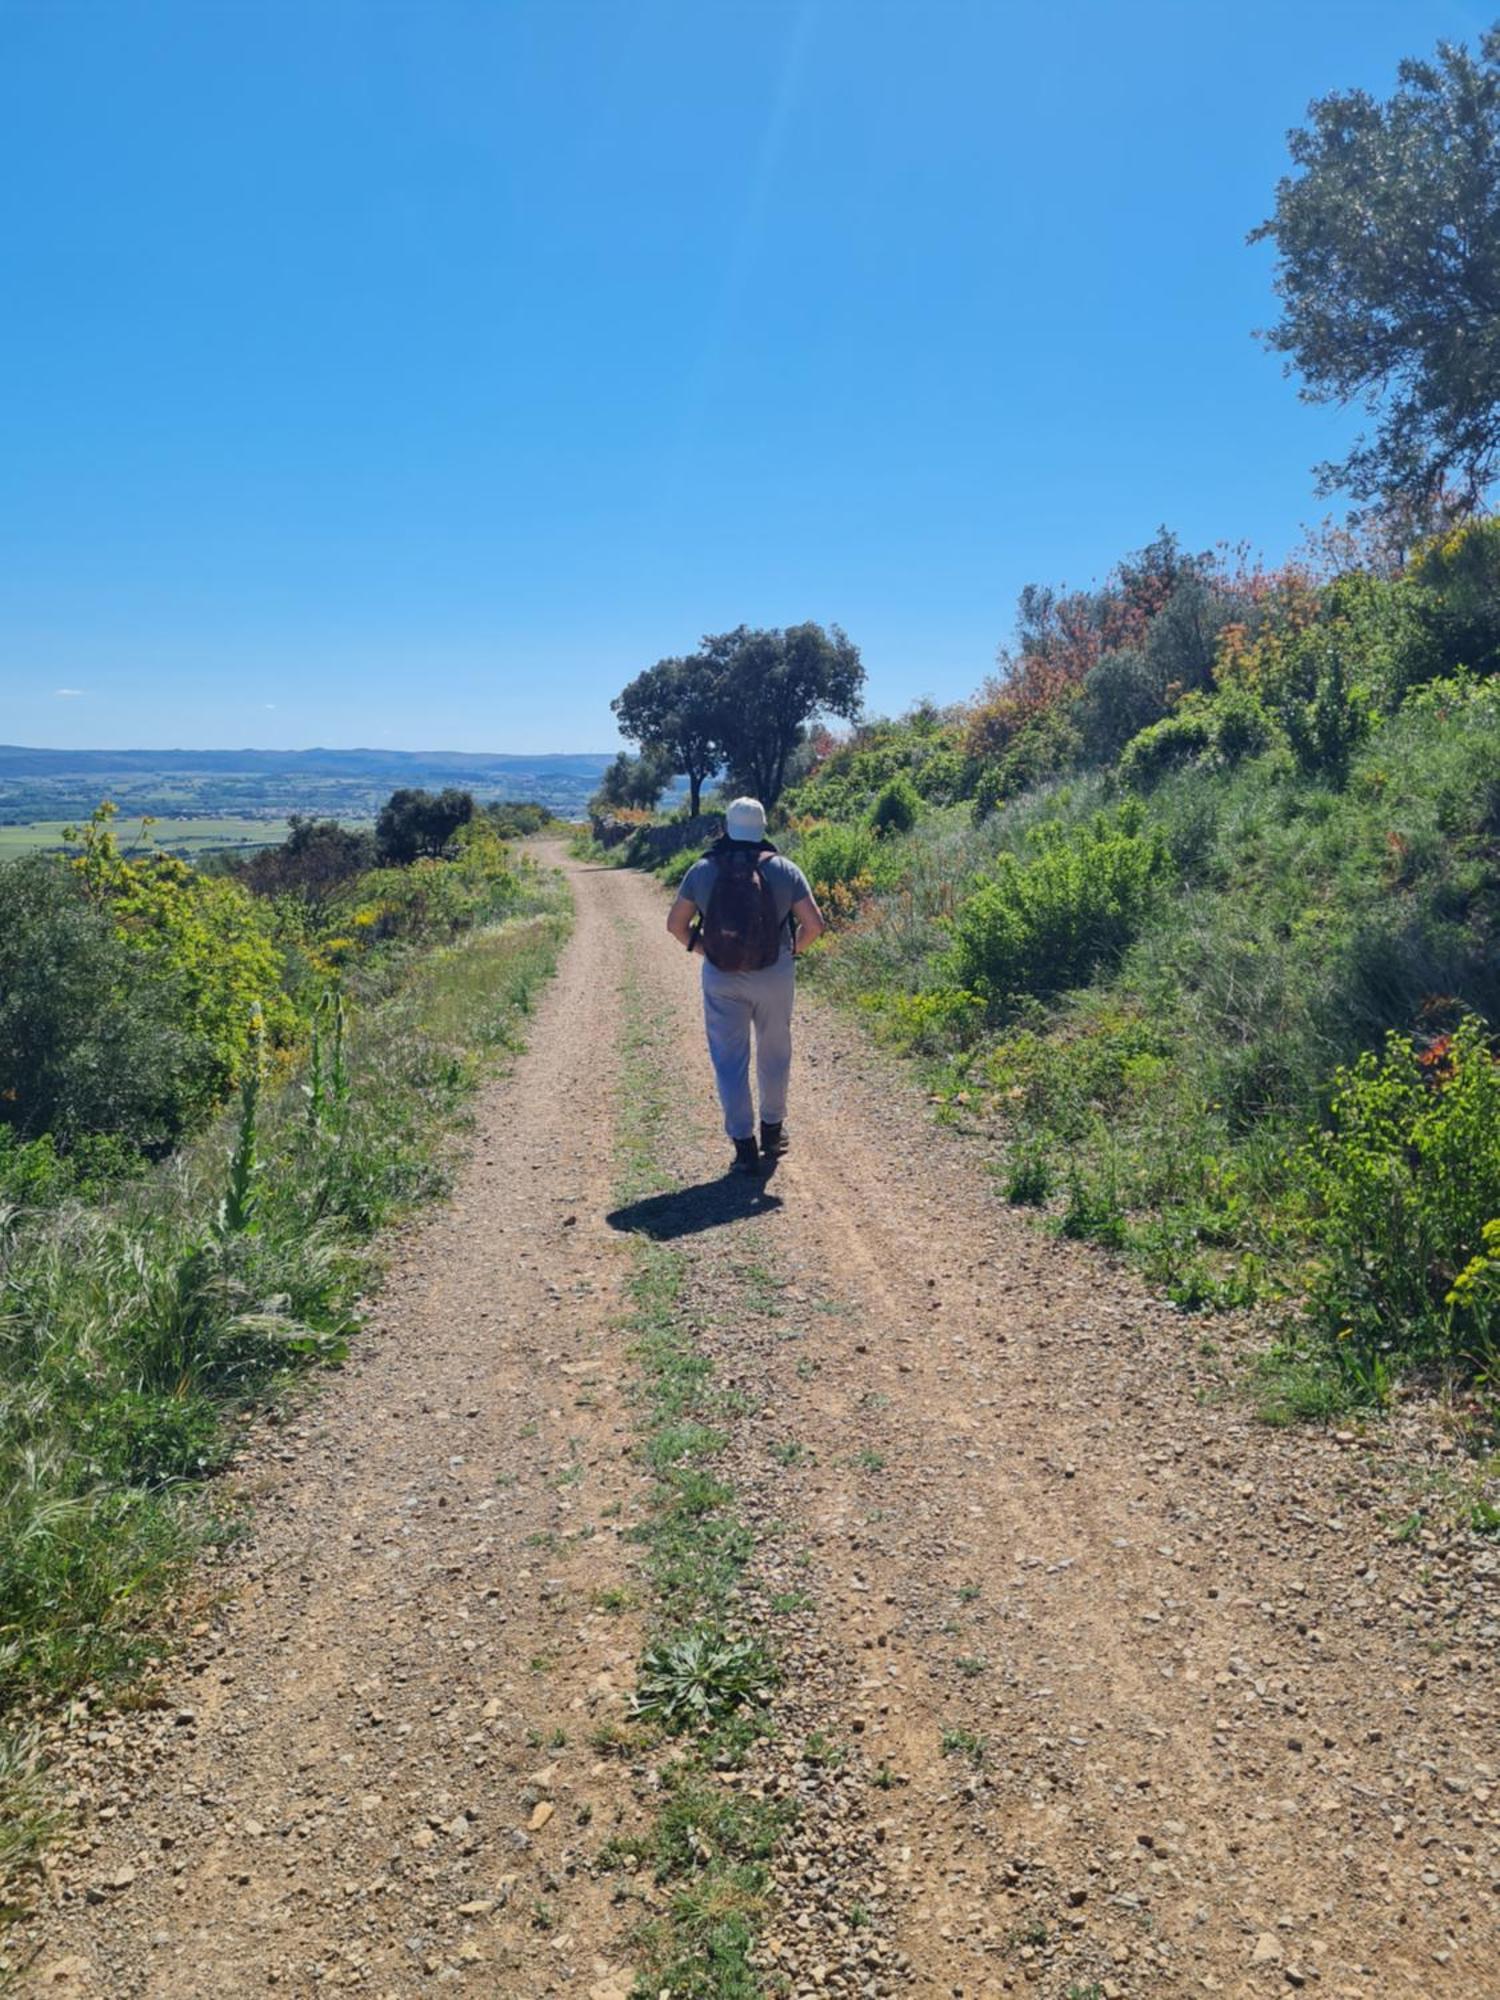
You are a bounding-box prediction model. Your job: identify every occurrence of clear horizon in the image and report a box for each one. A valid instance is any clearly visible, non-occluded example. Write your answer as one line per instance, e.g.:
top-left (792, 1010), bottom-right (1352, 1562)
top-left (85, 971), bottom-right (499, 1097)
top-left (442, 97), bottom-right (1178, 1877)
top-left (0, 0), bottom-right (1470, 754)
top-left (0, 742), bottom-right (623, 757)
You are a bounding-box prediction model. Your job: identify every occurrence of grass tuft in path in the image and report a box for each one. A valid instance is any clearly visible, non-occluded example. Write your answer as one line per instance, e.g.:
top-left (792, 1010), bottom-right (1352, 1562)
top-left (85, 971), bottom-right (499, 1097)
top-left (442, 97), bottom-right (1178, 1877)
top-left (608, 962), bottom-right (791, 1998)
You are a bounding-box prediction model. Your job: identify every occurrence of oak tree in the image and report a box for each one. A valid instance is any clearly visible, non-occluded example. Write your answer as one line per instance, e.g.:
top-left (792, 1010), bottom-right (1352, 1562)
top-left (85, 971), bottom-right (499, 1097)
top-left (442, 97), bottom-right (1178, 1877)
top-left (1253, 28), bottom-right (1500, 510)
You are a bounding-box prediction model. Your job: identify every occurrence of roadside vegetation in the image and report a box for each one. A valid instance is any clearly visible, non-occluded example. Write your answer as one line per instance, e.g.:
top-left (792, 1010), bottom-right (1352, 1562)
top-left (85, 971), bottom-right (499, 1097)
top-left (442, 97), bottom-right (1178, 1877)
top-left (594, 522), bottom-right (1500, 1425)
top-left (0, 789), bottom-right (568, 1896)
top-left (588, 22), bottom-right (1500, 1437)
top-left (785, 549), bottom-right (1499, 1425)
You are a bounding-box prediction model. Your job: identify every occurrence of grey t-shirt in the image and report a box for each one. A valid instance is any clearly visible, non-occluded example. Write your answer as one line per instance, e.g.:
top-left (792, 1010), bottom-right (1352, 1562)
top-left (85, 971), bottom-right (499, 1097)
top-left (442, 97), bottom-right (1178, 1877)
top-left (678, 850), bottom-right (813, 963)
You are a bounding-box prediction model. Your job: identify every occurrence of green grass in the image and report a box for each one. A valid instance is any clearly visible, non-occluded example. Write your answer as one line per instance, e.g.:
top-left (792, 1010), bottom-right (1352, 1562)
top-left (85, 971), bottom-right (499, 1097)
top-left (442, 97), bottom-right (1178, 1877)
top-left (606, 965), bottom-right (796, 2000)
top-left (0, 891), bottom-right (569, 1908)
top-left (940, 1725), bottom-right (987, 1764)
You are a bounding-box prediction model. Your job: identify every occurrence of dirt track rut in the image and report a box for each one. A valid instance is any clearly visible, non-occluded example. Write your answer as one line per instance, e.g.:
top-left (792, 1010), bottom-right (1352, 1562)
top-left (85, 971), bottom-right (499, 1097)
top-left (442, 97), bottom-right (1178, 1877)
top-left (16, 846), bottom-right (1498, 1998)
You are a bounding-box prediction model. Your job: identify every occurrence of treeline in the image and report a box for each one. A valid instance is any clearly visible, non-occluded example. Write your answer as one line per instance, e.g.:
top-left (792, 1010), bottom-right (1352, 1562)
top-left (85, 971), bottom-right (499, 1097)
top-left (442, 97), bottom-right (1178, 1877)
top-left (594, 621), bottom-right (865, 818)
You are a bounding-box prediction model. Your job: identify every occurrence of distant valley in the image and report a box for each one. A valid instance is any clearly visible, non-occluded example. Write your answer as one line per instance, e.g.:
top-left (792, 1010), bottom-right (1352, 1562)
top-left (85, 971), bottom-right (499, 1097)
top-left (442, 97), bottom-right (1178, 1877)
top-left (0, 745), bottom-right (622, 828)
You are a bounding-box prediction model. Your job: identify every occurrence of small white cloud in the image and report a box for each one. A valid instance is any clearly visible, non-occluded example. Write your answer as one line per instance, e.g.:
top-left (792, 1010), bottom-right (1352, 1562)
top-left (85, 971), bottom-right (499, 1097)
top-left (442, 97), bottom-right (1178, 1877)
top-left (54, 687), bottom-right (84, 698)
top-left (264, 702), bottom-right (277, 710)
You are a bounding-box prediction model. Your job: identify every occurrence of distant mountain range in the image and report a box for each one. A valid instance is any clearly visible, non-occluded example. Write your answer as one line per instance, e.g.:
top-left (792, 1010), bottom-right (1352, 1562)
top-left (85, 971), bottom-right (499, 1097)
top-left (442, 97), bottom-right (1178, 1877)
top-left (0, 745), bottom-right (630, 822)
top-left (0, 745), bottom-right (615, 780)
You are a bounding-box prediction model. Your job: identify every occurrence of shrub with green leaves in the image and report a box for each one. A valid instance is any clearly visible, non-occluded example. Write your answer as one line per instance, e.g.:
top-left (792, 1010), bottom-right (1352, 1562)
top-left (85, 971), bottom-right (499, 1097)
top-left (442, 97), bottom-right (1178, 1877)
top-left (0, 857), bottom-right (199, 1150)
top-left (794, 822), bottom-right (878, 905)
top-left (863, 986), bottom-right (984, 1053)
top-left (1409, 516), bottom-right (1500, 680)
top-left (1279, 639), bottom-right (1372, 787)
top-left (971, 697), bottom-right (1082, 818)
top-left (946, 806), bottom-right (1172, 1003)
top-left (1447, 1220), bottom-right (1500, 1360)
top-left (1118, 708), bottom-right (1213, 790)
top-left (1302, 1014), bottom-right (1500, 1376)
top-left (782, 704), bottom-right (966, 822)
top-left (869, 773), bottom-right (920, 838)
top-left (1211, 686), bottom-right (1276, 765)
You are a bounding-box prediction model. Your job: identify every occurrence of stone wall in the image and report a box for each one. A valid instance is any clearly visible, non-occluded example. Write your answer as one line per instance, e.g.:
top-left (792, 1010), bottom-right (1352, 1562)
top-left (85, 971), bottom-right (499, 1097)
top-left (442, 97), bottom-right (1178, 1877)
top-left (590, 812), bottom-right (719, 861)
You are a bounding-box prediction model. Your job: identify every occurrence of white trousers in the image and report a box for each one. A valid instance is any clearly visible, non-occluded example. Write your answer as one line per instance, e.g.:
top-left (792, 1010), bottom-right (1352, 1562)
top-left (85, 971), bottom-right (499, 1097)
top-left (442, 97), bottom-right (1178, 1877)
top-left (701, 955), bottom-right (795, 1141)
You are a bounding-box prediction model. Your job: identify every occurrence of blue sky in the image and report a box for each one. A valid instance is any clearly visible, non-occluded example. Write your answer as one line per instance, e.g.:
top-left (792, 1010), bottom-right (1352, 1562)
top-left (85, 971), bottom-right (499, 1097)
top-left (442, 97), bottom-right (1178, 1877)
top-left (0, 0), bottom-right (1480, 753)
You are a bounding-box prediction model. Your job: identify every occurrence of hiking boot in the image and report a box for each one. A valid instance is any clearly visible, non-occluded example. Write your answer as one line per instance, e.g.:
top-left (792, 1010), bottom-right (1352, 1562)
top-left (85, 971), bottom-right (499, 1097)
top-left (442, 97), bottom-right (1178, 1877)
top-left (730, 1136), bottom-right (761, 1175)
top-left (760, 1121), bottom-right (787, 1160)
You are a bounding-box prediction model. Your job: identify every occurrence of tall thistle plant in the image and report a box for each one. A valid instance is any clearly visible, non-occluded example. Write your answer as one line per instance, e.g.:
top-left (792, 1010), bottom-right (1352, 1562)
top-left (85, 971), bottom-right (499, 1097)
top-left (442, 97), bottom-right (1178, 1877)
top-left (218, 1002), bottom-right (264, 1238)
top-left (304, 983), bottom-right (350, 1140)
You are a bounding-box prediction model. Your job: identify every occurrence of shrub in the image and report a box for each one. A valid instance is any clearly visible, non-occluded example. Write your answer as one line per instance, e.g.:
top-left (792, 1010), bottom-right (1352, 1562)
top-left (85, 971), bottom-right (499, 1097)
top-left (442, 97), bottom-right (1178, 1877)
top-left (0, 1129), bottom-right (140, 1206)
top-left (338, 827), bottom-right (521, 946)
top-left (869, 775), bottom-right (920, 838)
top-left (1003, 1145), bottom-right (1054, 1205)
top-left (1210, 687), bottom-right (1275, 765)
top-left (865, 987), bottom-right (984, 1053)
top-left (484, 799), bottom-right (556, 839)
top-left (1409, 516), bottom-right (1500, 680)
top-left (0, 858), bottom-right (199, 1149)
top-left (782, 707), bottom-right (969, 823)
top-left (1279, 640), bottom-right (1372, 787)
top-left (1075, 647), bottom-right (1171, 766)
top-left (796, 823), bottom-right (878, 906)
top-left (1301, 1015), bottom-right (1500, 1378)
top-left (971, 762), bottom-right (1006, 821)
top-left (1118, 709), bottom-right (1213, 790)
top-left (911, 743), bottom-right (968, 804)
top-left (232, 815), bottom-right (376, 904)
top-left (68, 808), bottom-right (295, 1118)
top-left (971, 697), bottom-right (1083, 820)
top-left (946, 807), bottom-right (1172, 1003)
top-left (1447, 1220), bottom-right (1500, 1363)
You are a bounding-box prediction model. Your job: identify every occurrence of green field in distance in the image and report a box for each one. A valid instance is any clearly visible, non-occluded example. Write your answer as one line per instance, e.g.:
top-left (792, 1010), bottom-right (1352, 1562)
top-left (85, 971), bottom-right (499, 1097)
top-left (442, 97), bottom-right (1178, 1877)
top-left (0, 817), bottom-right (299, 857)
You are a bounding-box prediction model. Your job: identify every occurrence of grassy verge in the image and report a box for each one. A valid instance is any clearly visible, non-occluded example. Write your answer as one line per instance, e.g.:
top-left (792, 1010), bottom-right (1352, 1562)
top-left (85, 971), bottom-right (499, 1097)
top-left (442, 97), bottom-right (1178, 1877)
top-left (603, 963), bottom-right (791, 1999)
top-left (793, 689), bottom-right (1500, 1430)
top-left (0, 886), bottom-right (570, 1901)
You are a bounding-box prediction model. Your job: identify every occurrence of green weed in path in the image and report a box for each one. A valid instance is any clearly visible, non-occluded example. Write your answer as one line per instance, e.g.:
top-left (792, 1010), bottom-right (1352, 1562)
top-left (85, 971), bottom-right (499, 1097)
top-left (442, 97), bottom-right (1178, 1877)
top-left (940, 1725), bottom-right (987, 1765)
top-left (0, 900), bottom-right (569, 1905)
top-left (608, 966), bottom-right (796, 2000)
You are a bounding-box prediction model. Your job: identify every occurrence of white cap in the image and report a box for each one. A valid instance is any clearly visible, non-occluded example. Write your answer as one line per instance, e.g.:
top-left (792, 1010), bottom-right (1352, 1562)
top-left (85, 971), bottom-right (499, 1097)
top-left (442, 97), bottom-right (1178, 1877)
top-left (725, 796), bottom-right (766, 843)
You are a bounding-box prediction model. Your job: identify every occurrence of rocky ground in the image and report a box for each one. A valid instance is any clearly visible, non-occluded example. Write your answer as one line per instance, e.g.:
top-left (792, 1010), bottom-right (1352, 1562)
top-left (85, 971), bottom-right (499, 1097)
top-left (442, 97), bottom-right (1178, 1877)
top-left (9, 845), bottom-right (1497, 1998)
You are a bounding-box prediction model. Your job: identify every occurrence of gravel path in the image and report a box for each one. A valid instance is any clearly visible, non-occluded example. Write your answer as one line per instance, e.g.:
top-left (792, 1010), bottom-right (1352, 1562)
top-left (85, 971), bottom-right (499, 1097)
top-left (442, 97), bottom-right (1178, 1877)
top-left (13, 846), bottom-right (1498, 1999)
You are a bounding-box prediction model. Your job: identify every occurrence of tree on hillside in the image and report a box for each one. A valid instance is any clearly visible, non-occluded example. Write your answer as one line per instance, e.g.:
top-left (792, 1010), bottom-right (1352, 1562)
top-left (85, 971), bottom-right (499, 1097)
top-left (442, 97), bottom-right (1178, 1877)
top-left (1253, 27), bottom-right (1500, 511)
top-left (701, 622), bottom-right (865, 807)
top-left (612, 656), bottom-right (724, 818)
top-left (374, 787), bottom-right (476, 864)
top-left (589, 748), bottom-right (673, 816)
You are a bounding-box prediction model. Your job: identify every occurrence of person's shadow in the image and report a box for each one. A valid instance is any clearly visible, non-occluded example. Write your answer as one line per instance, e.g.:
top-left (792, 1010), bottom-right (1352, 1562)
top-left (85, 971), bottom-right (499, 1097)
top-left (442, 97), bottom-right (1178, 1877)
top-left (606, 1161), bottom-right (782, 1241)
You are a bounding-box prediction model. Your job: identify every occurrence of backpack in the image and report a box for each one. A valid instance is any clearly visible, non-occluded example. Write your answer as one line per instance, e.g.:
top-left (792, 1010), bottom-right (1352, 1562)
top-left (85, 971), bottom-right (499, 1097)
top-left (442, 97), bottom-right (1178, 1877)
top-left (699, 843), bottom-right (783, 972)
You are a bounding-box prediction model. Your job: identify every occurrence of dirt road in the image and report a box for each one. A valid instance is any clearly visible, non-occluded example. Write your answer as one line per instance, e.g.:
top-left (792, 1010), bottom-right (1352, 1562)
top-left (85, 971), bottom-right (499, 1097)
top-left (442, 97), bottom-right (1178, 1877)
top-left (16, 847), bottom-right (1498, 1998)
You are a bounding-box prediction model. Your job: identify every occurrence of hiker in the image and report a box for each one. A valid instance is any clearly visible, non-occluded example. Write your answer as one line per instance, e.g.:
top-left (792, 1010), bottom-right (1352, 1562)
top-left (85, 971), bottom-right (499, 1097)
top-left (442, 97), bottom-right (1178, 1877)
top-left (666, 797), bottom-right (826, 1175)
